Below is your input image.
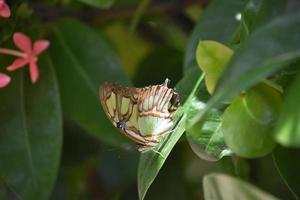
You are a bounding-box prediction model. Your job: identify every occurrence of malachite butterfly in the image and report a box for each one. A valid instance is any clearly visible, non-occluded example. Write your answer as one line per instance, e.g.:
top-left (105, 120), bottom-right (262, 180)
top-left (99, 79), bottom-right (180, 152)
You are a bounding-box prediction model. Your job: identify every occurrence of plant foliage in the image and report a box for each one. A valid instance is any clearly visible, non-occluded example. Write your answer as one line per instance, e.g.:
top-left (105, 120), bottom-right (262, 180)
top-left (0, 0), bottom-right (300, 199)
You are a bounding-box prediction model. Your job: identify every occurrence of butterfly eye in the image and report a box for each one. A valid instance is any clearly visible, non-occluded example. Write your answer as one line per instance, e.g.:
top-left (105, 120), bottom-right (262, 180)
top-left (168, 92), bottom-right (180, 112)
top-left (116, 122), bottom-right (122, 128)
top-left (116, 121), bottom-right (126, 129)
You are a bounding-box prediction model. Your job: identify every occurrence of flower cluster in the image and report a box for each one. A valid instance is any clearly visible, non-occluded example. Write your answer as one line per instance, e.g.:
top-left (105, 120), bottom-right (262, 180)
top-left (0, 0), bottom-right (10, 18)
top-left (0, 33), bottom-right (50, 87)
top-left (0, 1), bottom-right (50, 88)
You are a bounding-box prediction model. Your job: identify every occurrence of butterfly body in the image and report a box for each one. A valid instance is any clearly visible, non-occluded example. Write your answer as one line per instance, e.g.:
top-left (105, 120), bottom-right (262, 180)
top-left (99, 79), bottom-right (180, 152)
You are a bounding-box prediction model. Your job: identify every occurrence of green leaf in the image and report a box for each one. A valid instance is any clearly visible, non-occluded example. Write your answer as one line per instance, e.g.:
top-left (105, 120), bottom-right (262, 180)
top-left (184, 0), bottom-right (248, 71)
top-left (49, 19), bottom-right (131, 146)
top-left (137, 67), bottom-right (205, 200)
top-left (222, 83), bottom-right (281, 158)
top-left (0, 179), bottom-right (5, 199)
top-left (186, 100), bottom-right (232, 161)
top-left (77, 0), bottom-right (115, 8)
top-left (196, 40), bottom-right (233, 94)
top-left (275, 72), bottom-right (300, 147)
top-left (240, 0), bottom-right (300, 42)
top-left (191, 13), bottom-right (300, 126)
top-left (212, 13), bottom-right (300, 105)
top-left (203, 173), bottom-right (279, 200)
top-left (239, 0), bottom-right (286, 41)
top-left (0, 54), bottom-right (62, 200)
top-left (273, 146), bottom-right (300, 199)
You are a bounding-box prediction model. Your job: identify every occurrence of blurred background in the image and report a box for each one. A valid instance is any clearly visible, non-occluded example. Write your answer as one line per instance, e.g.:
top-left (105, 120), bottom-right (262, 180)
top-left (1, 0), bottom-right (299, 200)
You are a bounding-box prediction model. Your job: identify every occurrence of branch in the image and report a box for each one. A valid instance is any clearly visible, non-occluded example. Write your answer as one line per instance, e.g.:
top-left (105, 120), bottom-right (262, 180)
top-left (29, 0), bottom-right (209, 23)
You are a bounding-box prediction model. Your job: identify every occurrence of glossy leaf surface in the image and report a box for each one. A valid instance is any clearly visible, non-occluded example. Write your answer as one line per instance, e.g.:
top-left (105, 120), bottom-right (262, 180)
top-left (0, 54), bottom-right (62, 199)
top-left (50, 19), bottom-right (130, 146)
top-left (186, 100), bottom-right (232, 161)
top-left (222, 83), bottom-right (281, 157)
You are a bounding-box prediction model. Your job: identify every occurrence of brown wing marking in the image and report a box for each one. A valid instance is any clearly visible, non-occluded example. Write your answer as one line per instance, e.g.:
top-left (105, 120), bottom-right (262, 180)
top-left (138, 79), bottom-right (180, 118)
top-left (100, 83), bottom-right (156, 146)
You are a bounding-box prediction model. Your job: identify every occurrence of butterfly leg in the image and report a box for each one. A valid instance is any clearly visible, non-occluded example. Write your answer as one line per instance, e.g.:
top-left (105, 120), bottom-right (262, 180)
top-left (143, 128), bottom-right (174, 142)
top-left (138, 144), bottom-right (166, 159)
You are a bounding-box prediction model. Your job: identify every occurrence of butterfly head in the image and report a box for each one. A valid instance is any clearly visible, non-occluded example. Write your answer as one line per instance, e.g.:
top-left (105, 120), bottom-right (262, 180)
top-left (116, 120), bottom-right (126, 129)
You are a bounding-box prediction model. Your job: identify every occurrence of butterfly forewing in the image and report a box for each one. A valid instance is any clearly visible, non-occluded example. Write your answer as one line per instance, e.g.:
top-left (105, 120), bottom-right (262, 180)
top-left (99, 83), bottom-right (153, 146)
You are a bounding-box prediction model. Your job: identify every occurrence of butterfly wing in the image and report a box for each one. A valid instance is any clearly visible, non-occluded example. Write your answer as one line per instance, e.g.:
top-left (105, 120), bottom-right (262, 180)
top-left (137, 79), bottom-right (180, 138)
top-left (99, 83), bottom-right (157, 147)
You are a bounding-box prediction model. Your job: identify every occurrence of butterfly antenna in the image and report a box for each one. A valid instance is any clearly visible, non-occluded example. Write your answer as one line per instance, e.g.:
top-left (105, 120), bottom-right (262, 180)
top-left (163, 78), bottom-right (170, 87)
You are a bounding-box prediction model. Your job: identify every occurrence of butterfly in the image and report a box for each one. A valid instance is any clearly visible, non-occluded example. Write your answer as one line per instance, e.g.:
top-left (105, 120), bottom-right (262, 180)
top-left (99, 79), bottom-right (180, 152)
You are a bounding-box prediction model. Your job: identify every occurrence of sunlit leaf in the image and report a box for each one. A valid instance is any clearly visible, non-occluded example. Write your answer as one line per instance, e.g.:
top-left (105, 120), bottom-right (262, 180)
top-left (196, 40), bottom-right (233, 94)
top-left (212, 13), bottom-right (300, 105)
top-left (222, 83), bottom-right (281, 158)
top-left (191, 13), bottom-right (300, 125)
top-left (184, 0), bottom-right (248, 71)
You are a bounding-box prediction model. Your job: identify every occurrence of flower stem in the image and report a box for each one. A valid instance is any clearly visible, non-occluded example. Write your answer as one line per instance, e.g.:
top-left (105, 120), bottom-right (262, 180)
top-left (0, 48), bottom-right (26, 58)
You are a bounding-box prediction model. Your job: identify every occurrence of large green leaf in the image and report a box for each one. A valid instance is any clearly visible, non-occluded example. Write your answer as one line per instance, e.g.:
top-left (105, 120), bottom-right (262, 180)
top-left (212, 13), bottom-right (300, 105)
top-left (240, 0), bottom-right (300, 41)
top-left (0, 54), bottom-right (62, 199)
top-left (77, 0), bottom-right (115, 8)
top-left (273, 146), bottom-right (300, 199)
top-left (222, 83), bottom-right (281, 158)
top-left (239, 0), bottom-right (286, 41)
top-left (203, 173), bottom-right (279, 200)
top-left (184, 0), bottom-right (248, 71)
top-left (49, 19), bottom-right (131, 146)
top-left (137, 67), bottom-right (205, 200)
top-left (275, 72), bottom-right (300, 147)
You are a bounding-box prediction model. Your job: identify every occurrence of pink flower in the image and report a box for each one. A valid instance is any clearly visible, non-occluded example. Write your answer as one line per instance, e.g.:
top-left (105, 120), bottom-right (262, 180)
top-left (0, 0), bottom-right (10, 18)
top-left (0, 73), bottom-right (10, 88)
top-left (2, 32), bottom-right (50, 83)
